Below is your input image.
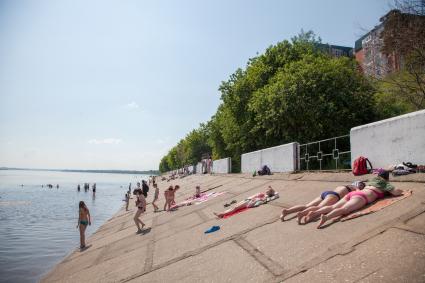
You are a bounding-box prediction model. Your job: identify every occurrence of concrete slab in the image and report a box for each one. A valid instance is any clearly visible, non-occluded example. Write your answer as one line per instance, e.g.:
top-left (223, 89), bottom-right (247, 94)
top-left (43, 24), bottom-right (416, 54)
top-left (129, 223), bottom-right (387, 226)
top-left (285, 228), bottom-right (425, 283)
top-left (48, 245), bottom-right (148, 283)
top-left (153, 204), bottom-right (281, 266)
top-left (130, 241), bottom-right (274, 283)
top-left (42, 173), bottom-right (425, 283)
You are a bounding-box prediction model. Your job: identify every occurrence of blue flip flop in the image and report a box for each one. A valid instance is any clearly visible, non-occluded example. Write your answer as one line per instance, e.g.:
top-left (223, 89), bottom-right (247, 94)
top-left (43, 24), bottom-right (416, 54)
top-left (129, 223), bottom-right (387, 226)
top-left (204, 225), bottom-right (220, 234)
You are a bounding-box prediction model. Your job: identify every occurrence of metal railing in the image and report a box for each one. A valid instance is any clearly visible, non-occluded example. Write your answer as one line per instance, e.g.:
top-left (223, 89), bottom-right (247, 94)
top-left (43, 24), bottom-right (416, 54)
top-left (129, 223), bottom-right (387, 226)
top-left (299, 135), bottom-right (351, 171)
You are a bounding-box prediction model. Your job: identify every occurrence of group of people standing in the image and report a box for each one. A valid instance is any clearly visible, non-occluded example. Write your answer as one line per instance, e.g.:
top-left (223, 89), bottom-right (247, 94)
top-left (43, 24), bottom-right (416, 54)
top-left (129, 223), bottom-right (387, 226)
top-left (77, 183), bottom-right (96, 195)
top-left (125, 176), bottom-right (186, 234)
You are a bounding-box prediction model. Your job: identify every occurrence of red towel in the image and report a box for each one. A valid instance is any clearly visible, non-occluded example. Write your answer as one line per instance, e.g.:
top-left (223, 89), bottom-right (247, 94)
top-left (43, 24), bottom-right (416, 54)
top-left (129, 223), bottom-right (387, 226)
top-left (221, 207), bottom-right (250, 219)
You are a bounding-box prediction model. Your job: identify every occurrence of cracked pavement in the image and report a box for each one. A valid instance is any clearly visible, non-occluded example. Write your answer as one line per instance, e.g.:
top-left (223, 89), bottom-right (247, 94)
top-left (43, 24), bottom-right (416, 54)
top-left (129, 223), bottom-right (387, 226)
top-left (42, 172), bottom-right (425, 283)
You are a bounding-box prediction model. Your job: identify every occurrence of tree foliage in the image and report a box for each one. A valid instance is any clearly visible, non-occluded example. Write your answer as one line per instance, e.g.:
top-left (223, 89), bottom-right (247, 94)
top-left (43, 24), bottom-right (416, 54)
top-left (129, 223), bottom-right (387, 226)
top-left (159, 29), bottom-right (412, 173)
top-left (379, 1), bottom-right (425, 110)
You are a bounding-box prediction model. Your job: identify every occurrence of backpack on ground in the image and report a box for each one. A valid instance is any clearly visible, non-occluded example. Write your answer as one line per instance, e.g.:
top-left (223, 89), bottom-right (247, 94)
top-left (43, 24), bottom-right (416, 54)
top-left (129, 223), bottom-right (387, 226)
top-left (352, 156), bottom-right (372, 176)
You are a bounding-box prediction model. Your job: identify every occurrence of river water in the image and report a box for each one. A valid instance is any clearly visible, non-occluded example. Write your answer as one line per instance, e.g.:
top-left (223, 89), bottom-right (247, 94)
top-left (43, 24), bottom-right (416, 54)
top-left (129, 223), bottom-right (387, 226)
top-left (0, 170), bottom-right (147, 283)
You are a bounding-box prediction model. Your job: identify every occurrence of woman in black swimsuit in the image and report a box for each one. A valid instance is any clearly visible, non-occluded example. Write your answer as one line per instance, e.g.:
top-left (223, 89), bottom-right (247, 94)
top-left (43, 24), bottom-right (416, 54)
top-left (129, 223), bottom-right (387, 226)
top-left (133, 190), bottom-right (146, 233)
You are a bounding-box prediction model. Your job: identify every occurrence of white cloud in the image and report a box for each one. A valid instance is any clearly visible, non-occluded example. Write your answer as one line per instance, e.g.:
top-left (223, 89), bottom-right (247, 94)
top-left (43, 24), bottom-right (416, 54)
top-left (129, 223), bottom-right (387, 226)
top-left (88, 138), bottom-right (122, 145)
top-left (125, 102), bottom-right (139, 109)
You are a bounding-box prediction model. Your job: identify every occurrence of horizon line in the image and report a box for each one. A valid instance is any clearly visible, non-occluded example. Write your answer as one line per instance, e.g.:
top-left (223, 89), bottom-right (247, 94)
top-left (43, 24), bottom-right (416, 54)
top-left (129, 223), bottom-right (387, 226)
top-left (0, 167), bottom-right (159, 174)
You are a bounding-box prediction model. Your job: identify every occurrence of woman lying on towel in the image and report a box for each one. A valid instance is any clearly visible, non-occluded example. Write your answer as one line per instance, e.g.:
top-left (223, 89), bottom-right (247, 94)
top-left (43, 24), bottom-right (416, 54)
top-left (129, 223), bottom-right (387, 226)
top-left (214, 186), bottom-right (277, 218)
top-left (305, 171), bottom-right (403, 228)
top-left (280, 181), bottom-right (366, 223)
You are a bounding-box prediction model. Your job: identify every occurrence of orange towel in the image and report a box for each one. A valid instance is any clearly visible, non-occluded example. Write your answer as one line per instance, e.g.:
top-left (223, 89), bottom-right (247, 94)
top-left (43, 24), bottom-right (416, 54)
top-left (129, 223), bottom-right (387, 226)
top-left (341, 190), bottom-right (412, 222)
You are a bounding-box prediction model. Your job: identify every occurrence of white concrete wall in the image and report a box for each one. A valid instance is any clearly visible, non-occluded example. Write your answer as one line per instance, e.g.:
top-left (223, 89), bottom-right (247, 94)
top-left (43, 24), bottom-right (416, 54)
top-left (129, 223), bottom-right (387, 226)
top-left (212, 157), bottom-right (231, 174)
top-left (196, 162), bottom-right (202, 174)
top-left (188, 165), bottom-right (194, 174)
top-left (351, 110), bottom-right (425, 168)
top-left (241, 142), bottom-right (299, 173)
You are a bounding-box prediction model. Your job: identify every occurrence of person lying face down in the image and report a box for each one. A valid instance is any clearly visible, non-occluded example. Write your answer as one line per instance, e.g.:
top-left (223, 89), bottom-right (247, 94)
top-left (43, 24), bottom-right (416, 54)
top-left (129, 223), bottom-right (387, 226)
top-left (281, 181), bottom-right (366, 223)
top-left (305, 171), bottom-right (404, 228)
top-left (214, 186), bottom-right (276, 218)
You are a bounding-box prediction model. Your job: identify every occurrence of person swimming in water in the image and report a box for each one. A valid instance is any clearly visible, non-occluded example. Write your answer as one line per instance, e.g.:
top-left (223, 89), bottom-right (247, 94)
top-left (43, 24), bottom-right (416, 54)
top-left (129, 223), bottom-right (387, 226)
top-left (77, 201), bottom-right (91, 249)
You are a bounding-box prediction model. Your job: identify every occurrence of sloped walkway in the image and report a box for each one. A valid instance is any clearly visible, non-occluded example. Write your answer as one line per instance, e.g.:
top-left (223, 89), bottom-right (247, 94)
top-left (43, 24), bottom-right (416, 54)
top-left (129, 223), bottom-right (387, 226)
top-left (42, 172), bottom-right (425, 283)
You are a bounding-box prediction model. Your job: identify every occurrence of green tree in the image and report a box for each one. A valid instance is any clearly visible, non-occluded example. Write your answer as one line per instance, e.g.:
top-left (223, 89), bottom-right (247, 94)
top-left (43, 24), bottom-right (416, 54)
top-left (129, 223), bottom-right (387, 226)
top-left (249, 55), bottom-right (376, 146)
top-left (159, 156), bottom-right (170, 173)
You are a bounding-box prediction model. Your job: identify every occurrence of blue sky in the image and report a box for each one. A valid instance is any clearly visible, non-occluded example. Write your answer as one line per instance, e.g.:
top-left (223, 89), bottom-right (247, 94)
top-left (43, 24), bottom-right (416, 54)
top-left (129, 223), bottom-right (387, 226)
top-left (0, 0), bottom-right (392, 170)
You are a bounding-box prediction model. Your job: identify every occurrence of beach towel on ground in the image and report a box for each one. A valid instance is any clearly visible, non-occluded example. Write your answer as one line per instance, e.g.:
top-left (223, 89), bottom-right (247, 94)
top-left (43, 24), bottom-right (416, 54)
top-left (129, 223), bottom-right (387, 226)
top-left (221, 193), bottom-right (279, 219)
top-left (222, 207), bottom-right (249, 219)
top-left (340, 190), bottom-right (412, 222)
top-left (170, 191), bottom-right (226, 210)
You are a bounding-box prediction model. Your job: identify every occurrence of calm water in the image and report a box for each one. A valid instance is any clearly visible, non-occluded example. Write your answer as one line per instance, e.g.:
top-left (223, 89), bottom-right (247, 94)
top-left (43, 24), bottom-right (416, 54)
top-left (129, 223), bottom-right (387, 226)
top-left (0, 170), bottom-right (147, 283)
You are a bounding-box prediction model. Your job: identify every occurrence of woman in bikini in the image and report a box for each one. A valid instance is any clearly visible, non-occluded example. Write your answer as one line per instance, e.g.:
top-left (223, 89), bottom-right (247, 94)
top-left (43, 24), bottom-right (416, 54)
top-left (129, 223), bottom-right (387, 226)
top-left (214, 186), bottom-right (276, 218)
top-left (280, 181), bottom-right (365, 223)
top-left (77, 201), bottom-right (91, 249)
top-left (306, 171), bottom-right (403, 228)
top-left (134, 190), bottom-right (146, 233)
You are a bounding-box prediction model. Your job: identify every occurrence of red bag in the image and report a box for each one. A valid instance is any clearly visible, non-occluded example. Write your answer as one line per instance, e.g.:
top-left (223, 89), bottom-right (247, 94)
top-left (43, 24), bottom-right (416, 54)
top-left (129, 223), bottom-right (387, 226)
top-left (352, 156), bottom-right (372, 176)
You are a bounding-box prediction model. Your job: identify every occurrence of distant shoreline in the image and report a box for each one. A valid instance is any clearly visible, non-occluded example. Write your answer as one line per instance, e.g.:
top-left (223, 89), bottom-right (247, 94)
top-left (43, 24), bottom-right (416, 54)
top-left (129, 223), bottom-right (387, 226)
top-left (0, 167), bottom-right (159, 175)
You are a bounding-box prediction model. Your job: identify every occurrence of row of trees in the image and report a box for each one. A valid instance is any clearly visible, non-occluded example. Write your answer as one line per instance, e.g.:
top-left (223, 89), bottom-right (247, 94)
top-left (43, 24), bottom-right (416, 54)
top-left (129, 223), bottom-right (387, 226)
top-left (159, 4), bottom-right (424, 173)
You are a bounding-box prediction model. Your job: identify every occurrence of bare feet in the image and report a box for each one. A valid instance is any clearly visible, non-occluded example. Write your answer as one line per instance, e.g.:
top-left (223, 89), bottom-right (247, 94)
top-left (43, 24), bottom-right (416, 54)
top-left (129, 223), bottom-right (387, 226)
top-left (213, 212), bottom-right (223, 218)
top-left (280, 209), bottom-right (288, 221)
top-left (304, 211), bottom-right (313, 223)
top-left (297, 211), bottom-right (306, 224)
top-left (317, 214), bottom-right (327, 229)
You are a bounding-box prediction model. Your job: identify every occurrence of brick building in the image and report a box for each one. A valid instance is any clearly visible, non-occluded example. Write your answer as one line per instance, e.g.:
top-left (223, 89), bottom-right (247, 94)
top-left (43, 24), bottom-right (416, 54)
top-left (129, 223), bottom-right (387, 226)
top-left (354, 10), bottom-right (412, 78)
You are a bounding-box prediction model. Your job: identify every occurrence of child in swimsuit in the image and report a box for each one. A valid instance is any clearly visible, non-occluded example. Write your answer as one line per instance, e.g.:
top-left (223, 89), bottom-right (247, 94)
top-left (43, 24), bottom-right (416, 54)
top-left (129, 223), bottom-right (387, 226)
top-left (164, 185), bottom-right (180, 211)
top-left (280, 181), bottom-right (365, 223)
top-left (77, 201), bottom-right (91, 249)
top-left (125, 193), bottom-right (130, 211)
top-left (134, 190), bottom-right (146, 233)
top-left (195, 185), bottom-right (201, 198)
top-left (151, 183), bottom-right (159, 212)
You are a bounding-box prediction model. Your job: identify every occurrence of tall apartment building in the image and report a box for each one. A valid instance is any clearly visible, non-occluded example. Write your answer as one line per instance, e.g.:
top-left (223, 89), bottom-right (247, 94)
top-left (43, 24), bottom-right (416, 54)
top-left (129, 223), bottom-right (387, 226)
top-left (354, 9), bottom-right (416, 78)
top-left (355, 27), bottom-right (400, 78)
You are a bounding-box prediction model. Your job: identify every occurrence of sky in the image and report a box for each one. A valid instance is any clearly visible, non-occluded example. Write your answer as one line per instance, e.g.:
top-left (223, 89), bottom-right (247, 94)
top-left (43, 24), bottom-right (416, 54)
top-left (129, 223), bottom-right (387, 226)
top-left (0, 0), bottom-right (393, 170)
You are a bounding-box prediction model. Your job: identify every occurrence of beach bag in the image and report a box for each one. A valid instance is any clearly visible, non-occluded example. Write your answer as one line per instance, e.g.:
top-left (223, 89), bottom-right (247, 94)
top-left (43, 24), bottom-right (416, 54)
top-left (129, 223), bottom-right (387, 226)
top-left (352, 156), bottom-right (372, 176)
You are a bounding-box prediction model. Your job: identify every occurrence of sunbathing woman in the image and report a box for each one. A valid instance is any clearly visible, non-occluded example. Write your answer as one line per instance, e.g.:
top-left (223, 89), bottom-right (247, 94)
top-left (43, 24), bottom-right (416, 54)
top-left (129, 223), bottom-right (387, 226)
top-left (280, 181), bottom-right (365, 222)
top-left (214, 186), bottom-right (276, 218)
top-left (306, 171), bottom-right (403, 228)
top-left (77, 201), bottom-right (91, 249)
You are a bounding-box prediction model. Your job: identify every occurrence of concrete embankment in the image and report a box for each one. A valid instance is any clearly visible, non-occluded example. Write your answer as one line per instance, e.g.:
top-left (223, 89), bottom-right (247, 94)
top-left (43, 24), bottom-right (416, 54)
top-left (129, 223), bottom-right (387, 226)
top-left (42, 172), bottom-right (425, 282)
